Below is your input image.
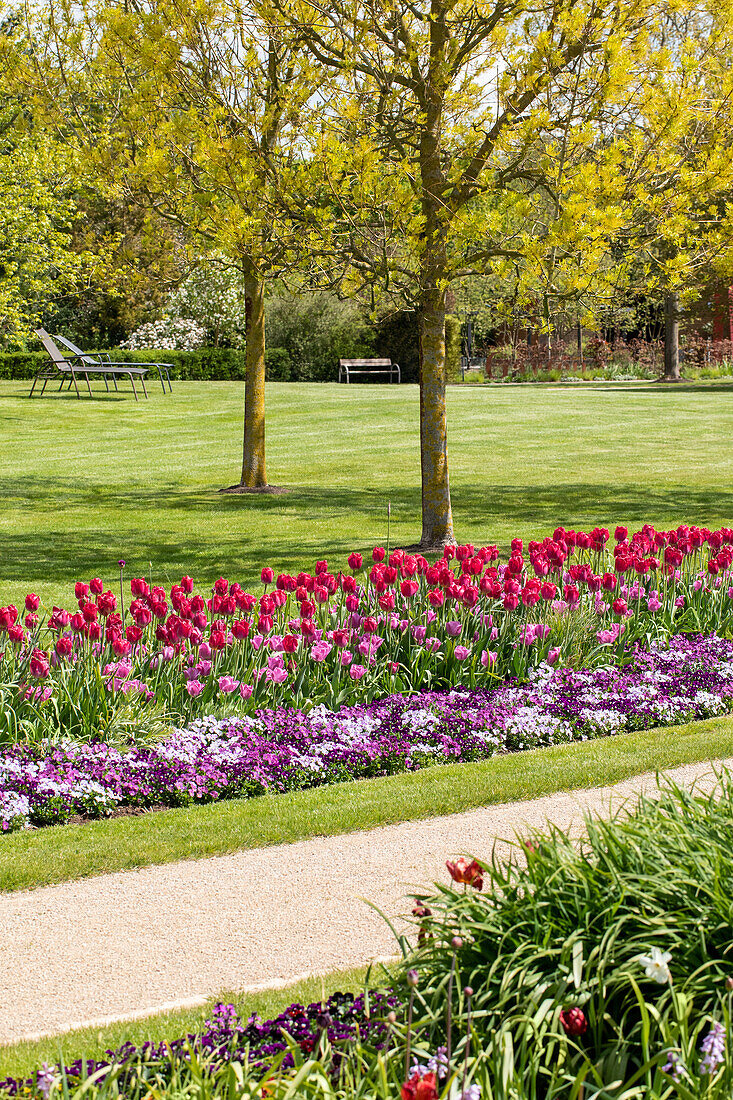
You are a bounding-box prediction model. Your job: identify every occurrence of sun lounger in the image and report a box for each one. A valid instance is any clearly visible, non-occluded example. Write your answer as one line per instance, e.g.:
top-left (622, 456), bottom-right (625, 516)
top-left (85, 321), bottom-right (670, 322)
top-left (31, 329), bottom-right (152, 400)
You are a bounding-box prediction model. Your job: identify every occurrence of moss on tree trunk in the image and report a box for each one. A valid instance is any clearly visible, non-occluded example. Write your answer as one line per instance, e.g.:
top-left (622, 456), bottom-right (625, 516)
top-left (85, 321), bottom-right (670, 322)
top-left (241, 273), bottom-right (267, 487)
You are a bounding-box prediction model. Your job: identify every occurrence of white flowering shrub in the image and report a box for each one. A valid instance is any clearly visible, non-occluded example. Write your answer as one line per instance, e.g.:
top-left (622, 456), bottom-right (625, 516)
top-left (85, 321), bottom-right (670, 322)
top-left (120, 317), bottom-right (207, 351)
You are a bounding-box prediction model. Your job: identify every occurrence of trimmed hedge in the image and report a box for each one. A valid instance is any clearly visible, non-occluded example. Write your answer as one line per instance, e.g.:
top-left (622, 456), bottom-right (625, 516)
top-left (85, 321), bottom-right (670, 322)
top-left (0, 323), bottom-right (460, 384)
top-left (0, 348), bottom-right (247, 382)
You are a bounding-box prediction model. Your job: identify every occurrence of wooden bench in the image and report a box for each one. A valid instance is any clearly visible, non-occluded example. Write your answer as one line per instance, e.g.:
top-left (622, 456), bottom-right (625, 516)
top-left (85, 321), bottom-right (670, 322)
top-left (338, 358), bottom-right (401, 383)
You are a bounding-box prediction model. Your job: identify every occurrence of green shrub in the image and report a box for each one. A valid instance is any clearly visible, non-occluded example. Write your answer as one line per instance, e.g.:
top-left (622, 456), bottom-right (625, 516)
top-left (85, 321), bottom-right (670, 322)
top-left (264, 346), bottom-right (293, 381)
top-left (373, 311), bottom-right (461, 384)
top-left (266, 292), bottom-right (374, 381)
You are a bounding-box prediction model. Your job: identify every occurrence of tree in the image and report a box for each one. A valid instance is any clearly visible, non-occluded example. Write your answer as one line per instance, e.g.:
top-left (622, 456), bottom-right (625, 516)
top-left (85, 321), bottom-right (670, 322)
top-left (276, 0), bottom-right (681, 548)
top-left (0, 92), bottom-right (101, 345)
top-left (13, 0), bottom-right (322, 488)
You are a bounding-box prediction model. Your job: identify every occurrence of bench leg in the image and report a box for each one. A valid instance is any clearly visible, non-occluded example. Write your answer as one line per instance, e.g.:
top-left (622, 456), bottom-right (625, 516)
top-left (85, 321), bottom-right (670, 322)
top-left (84, 372), bottom-right (93, 397)
top-left (29, 372), bottom-right (40, 397)
top-left (113, 375), bottom-right (119, 391)
top-left (70, 369), bottom-right (81, 398)
top-left (104, 375), bottom-right (110, 392)
top-left (128, 373), bottom-right (138, 401)
top-left (158, 368), bottom-right (166, 394)
top-left (141, 374), bottom-right (148, 398)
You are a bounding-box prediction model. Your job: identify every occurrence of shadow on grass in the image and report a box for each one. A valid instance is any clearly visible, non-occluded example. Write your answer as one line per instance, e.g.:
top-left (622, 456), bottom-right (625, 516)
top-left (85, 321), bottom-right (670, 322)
top-left (1, 478), bottom-right (732, 587)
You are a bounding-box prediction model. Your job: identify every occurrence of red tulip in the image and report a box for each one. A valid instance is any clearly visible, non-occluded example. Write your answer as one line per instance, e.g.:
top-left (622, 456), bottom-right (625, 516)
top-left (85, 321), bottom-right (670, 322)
top-left (75, 582), bottom-right (90, 601)
top-left (347, 552), bottom-right (363, 572)
top-left (401, 1072), bottom-right (438, 1100)
top-left (559, 1007), bottom-right (588, 1037)
top-left (614, 526), bottom-right (628, 542)
top-left (90, 577), bottom-right (104, 595)
top-left (563, 584), bottom-right (580, 606)
top-left (261, 566), bottom-right (274, 585)
top-left (29, 648), bottom-right (49, 678)
top-left (372, 546), bottom-right (386, 562)
top-left (446, 857), bottom-right (483, 890)
top-left (612, 598), bottom-right (628, 616)
top-left (55, 636), bottom-right (73, 659)
top-left (0, 605), bottom-right (18, 630)
top-left (24, 593), bottom-right (40, 612)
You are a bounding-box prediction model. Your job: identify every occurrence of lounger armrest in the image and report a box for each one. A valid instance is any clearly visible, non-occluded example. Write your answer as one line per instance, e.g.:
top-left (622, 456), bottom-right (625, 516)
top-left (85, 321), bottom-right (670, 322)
top-left (98, 359), bottom-right (174, 368)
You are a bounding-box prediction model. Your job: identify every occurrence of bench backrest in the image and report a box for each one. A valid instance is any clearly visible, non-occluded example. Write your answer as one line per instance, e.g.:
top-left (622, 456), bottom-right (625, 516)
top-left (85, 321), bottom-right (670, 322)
top-left (339, 358), bottom-right (392, 367)
top-left (35, 328), bottom-right (72, 370)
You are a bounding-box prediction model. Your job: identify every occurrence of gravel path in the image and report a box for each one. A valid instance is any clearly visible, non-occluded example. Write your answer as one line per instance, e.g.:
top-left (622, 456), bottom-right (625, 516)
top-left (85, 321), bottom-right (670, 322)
top-left (1, 757), bottom-right (730, 1046)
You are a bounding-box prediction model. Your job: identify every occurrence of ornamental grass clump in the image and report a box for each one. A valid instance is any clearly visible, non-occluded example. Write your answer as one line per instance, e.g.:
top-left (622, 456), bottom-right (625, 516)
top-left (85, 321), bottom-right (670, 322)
top-left (399, 774), bottom-right (733, 1096)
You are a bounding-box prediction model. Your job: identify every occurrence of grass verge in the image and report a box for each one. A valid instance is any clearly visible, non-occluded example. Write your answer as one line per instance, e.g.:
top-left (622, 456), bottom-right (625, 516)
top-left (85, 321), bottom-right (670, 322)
top-left (2, 714), bottom-right (733, 894)
top-left (0, 966), bottom-right (372, 1081)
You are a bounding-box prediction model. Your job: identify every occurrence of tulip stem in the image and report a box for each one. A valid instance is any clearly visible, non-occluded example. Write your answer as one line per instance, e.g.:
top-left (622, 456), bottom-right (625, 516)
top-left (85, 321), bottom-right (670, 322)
top-left (405, 989), bottom-right (414, 1080)
top-left (461, 988), bottom-right (472, 1100)
top-left (446, 950), bottom-right (457, 1069)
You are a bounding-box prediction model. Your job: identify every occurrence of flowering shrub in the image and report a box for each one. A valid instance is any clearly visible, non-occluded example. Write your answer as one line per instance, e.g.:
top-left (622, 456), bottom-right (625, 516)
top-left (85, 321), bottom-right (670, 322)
top-left (120, 317), bottom-right (207, 350)
top-left (2, 523), bottom-right (733, 746)
top-left (2, 633), bottom-right (733, 831)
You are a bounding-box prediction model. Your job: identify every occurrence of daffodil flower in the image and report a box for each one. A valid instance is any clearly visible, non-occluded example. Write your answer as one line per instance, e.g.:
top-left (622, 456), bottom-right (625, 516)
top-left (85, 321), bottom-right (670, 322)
top-left (635, 947), bottom-right (672, 984)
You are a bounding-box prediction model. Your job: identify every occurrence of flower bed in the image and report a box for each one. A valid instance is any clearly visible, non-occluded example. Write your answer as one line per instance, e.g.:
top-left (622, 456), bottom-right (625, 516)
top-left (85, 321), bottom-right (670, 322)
top-left (0, 991), bottom-right (398, 1097)
top-left (2, 523), bottom-right (733, 745)
top-left (3, 633), bottom-right (733, 831)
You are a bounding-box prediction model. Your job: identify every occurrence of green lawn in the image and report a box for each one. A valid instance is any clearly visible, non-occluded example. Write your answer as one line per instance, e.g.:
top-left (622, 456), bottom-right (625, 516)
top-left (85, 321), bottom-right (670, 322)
top-left (1, 378), bottom-right (733, 606)
top-left (3, 714), bottom-right (732, 894)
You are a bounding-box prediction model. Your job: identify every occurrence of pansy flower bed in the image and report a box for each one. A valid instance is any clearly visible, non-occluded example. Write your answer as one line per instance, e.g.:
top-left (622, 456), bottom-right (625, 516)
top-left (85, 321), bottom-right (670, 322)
top-left (2, 633), bottom-right (732, 831)
top-left (0, 991), bottom-right (399, 1097)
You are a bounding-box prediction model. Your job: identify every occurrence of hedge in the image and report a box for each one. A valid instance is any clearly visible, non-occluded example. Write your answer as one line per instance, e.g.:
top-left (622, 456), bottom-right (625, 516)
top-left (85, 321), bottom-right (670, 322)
top-left (0, 324), bottom-right (461, 384)
top-left (0, 348), bottom-right (247, 382)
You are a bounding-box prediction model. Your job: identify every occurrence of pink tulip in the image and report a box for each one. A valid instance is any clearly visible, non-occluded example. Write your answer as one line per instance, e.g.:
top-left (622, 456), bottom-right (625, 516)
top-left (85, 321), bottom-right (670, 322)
top-left (185, 679), bottom-right (204, 696)
top-left (480, 649), bottom-right (497, 668)
top-left (547, 647), bottom-right (561, 666)
top-left (239, 683), bottom-right (253, 699)
top-left (454, 645), bottom-right (470, 660)
top-left (446, 620), bottom-right (462, 637)
top-left (310, 641), bottom-right (333, 662)
top-left (349, 663), bottom-right (366, 680)
top-left (266, 667), bottom-right (288, 684)
top-left (218, 676), bottom-right (239, 693)
top-left (340, 650), bottom-right (353, 666)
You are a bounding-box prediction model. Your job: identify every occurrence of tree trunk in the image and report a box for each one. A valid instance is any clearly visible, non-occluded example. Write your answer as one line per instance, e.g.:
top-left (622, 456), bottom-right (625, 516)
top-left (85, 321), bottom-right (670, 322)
top-left (663, 291), bottom-right (681, 382)
top-left (419, 288), bottom-right (454, 549)
top-left (240, 273), bottom-right (267, 487)
top-left (416, 0), bottom-right (454, 551)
